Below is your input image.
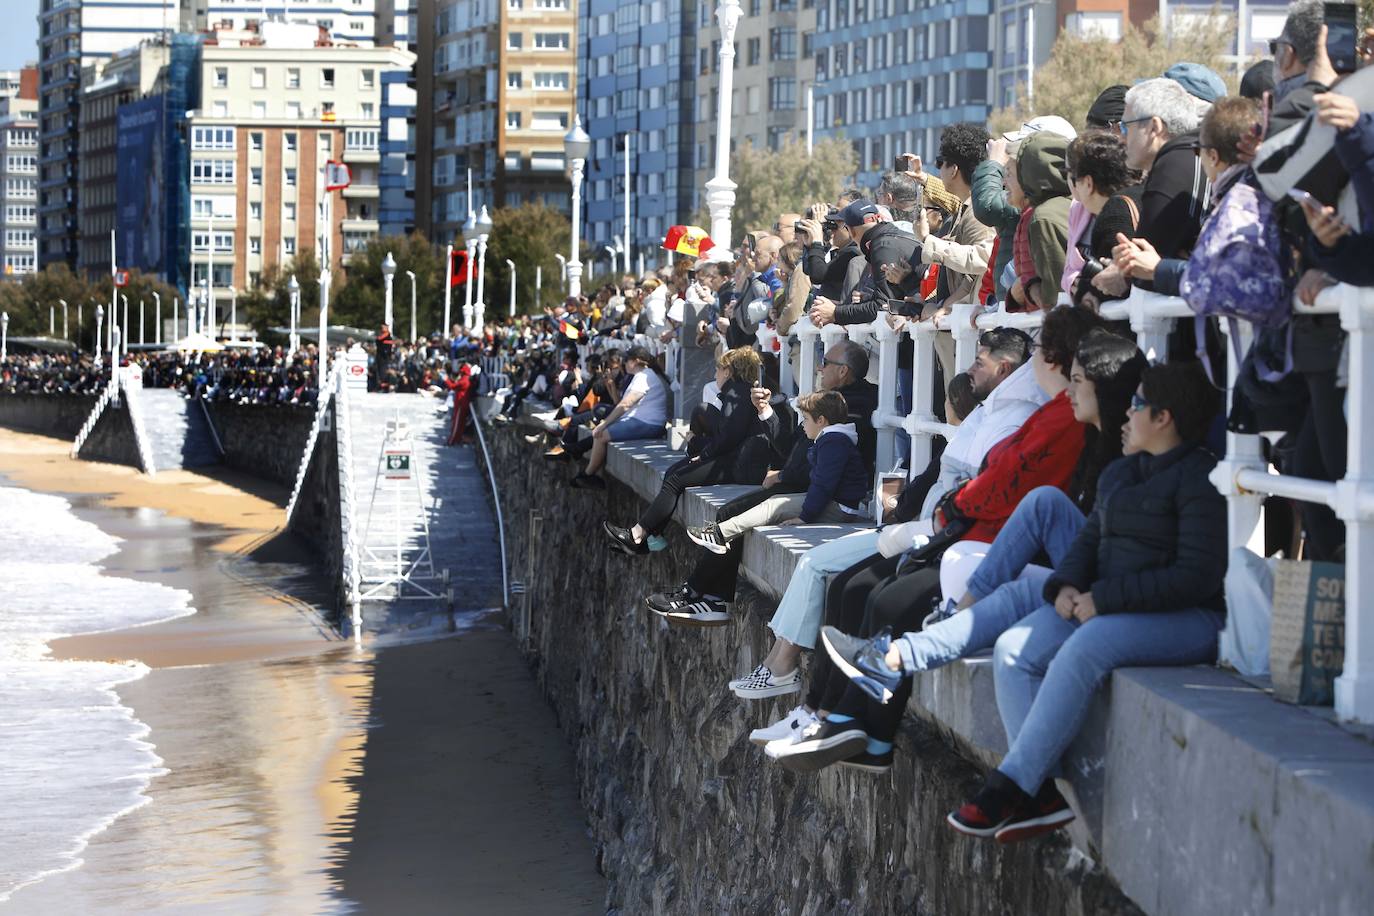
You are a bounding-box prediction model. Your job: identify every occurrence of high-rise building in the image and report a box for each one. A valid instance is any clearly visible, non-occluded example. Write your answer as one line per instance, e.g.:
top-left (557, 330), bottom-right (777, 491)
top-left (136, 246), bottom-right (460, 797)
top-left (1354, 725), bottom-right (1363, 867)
top-left (814, 0), bottom-right (992, 189)
top-left (0, 68), bottom-right (40, 280)
top-left (690, 0), bottom-right (816, 214)
top-left (420, 0), bottom-right (578, 246)
top-left (78, 42), bottom-right (170, 281)
top-left (577, 0), bottom-right (696, 273)
top-left (180, 0), bottom-right (380, 45)
top-left (179, 22), bottom-right (415, 322)
top-left (379, 0), bottom-right (419, 237)
top-left (35, 0), bottom-right (178, 270)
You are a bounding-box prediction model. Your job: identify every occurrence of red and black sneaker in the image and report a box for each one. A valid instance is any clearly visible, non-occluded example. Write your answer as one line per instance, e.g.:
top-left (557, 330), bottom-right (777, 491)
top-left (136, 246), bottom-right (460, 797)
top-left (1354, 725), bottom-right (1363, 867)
top-left (946, 773), bottom-right (1028, 839)
top-left (994, 783), bottom-right (1076, 844)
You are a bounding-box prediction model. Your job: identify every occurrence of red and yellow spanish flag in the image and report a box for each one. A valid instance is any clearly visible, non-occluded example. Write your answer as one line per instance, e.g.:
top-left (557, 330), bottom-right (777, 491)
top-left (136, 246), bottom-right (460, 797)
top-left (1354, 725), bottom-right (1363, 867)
top-left (559, 319), bottom-right (581, 340)
top-left (662, 225), bottom-right (714, 258)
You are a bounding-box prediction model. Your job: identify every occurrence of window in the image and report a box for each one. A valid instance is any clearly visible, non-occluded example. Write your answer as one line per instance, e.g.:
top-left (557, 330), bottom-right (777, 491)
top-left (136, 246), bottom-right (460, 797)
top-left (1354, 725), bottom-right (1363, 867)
top-left (212, 100), bottom-right (228, 118)
top-left (285, 167), bottom-right (297, 186)
top-left (192, 126), bottom-right (235, 151)
top-left (250, 166), bottom-right (262, 185)
top-left (768, 78), bottom-right (796, 110)
top-left (508, 0), bottom-right (523, 7)
top-left (252, 101), bottom-right (266, 119)
top-left (250, 131), bottom-right (263, 151)
top-left (532, 71), bottom-right (569, 90)
top-left (361, 102), bottom-right (374, 118)
top-left (506, 111), bottom-right (521, 129)
top-left (249, 202), bottom-right (261, 220)
top-left (5, 205), bottom-right (34, 222)
top-left (747, 37), bottom-right (760, 66)
top-left (321, 68), bottom-right (335, 89)
top-left (507, 32), bottom-right (523, 50)
top-left (285, 101), bottom-right (302, 119)
top-left (191, 197), bottom-right (234, 220)
top-left (286, 68), bottom-right (300, 89)
top-left (284, 203), bottom-right (296, 221)
top-left (346, 128), bottom-right (379, 150)
top-left (534, 0), bottom-right (568, 8)
top-left (530, 111), bottom-right (568, 130)
top-left (507, 71), bottom-right (523, 89)
top-left (251, 67), bottom-right (266, 88)
top-left (360, 68), bottom-right (375, 89)
top-left (213, 67), bottom-right (228, 88)
top-left (284, 237), bottom-right (296, 255)
top-left (533, 32), bottom-right (568, 50)
top-left (192, 159), bottom-right (235, 184)
top-left (191, 231), bottom-right (234, 253)
top-left (249, 236), bottom-right (261, 254)
top-left (285, 132), bottom-right (297, 152)
top-left (769, 28), bottom-right (796, 61)
top-left (5, 229), bottom-right (33, 247)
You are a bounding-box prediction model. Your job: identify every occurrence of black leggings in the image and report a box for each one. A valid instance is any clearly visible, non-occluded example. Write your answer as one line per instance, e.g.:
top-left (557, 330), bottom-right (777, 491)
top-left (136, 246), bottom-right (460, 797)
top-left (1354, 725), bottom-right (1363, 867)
top-left (637, 454), bottom-right (738, 535)
top-left (1290, 369), bottom-right (1347, 561)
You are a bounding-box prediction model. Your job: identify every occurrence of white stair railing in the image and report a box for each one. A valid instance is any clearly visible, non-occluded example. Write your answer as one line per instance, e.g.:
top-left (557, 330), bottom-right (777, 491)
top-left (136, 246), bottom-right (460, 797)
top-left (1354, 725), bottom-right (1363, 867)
top-left (70, 380), bottom-right (117, 458)
top-left (333, 372), bottom-right (363, 633)
top-left (285, 383), bottom-right (337, 524)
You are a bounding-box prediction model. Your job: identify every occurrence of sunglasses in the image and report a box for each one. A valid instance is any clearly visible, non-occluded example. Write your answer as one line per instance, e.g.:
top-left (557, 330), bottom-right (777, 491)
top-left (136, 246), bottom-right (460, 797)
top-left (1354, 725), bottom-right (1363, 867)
top-left (1130, 392), bottom-right (1152, 412)
top-left (821, 357), bottom-right (850, 370)
top-left (934, 156), bottom-right (947, 169)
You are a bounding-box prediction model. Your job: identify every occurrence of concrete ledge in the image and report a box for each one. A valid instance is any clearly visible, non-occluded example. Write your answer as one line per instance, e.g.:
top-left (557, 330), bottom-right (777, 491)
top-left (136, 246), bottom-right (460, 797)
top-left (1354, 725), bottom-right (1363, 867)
top-left (602, 437), bottom-right (1374, 914)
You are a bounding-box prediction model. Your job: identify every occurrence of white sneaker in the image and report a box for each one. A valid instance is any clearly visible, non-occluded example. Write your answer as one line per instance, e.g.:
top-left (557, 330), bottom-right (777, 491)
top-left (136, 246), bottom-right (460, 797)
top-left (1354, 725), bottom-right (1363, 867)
top-left (749, 705), bottom-right (817, 747)
top-left (765, 718), bottom-right (823, 759)
top-left (731, 665), bottom-right (801, 700)
top-left (728, 664), bottom-right (767, 692)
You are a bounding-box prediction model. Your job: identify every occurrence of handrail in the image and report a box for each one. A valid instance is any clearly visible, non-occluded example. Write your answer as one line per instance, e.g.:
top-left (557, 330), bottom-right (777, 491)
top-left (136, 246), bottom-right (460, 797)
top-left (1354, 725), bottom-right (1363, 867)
top-left (332, 371), bottom-right (363, 633)
top-left (197, 398), bottom-right (226, 457)
top-left (470, 400), bottom-right (511, 609)
top-left (285, 384), bottom-right (336, 524)
top-left (70, 380), bottom-right (117, 458)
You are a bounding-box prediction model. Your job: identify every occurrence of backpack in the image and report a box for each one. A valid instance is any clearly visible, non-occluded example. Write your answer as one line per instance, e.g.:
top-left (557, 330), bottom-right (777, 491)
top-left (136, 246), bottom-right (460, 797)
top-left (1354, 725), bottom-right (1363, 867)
top-left (1181, 169), bottom-right (1296, 381)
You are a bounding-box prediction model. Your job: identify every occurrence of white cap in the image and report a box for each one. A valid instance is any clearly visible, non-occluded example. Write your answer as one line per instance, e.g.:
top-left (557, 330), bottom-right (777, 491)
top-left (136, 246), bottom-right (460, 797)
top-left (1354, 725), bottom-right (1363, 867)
top-left (1002, 115), bottom-right (1078, 143)
top-left (698, 246), bottom-right (735, 264)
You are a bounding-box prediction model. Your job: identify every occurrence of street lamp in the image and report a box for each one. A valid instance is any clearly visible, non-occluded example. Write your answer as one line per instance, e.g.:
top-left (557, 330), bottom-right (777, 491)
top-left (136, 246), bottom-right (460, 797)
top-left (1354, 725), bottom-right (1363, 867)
top-left (172, 298), bottom-right (179, 342)
top-left (404, 269), bottom-right (416, 342)
top-left (199, 277), bottom-right (209, 336)
top-left (381, 250), bottom-right (397, 329)
top-left (443, 242), bottom-right (454, 333)
top-left (152, 292), bottom-right (161, 345)
top-left (554, 253), bottom-right (567, 292)
top-left (288, 274), bottom-right (301, 353)
top-left (318, 268), bottom-right (331, 392)
top-left (49, 303), bottom-right (54, 336)
top-left (95, 304), bottom-right (104, 368)
top-left (705, 0), bottom-right (743, 250)
top-left (564, 115), bottom-right (590, 299)
top-left (59, 298), bottom-right (68, 340)
top-left (473, 206), bottom-right (493, 330)
top-left (504, 258), bottom-right (517, 317)
top-left (1, 311), bottom-right (8, 360)
top-left (462, 210), bottom-right (478, 328)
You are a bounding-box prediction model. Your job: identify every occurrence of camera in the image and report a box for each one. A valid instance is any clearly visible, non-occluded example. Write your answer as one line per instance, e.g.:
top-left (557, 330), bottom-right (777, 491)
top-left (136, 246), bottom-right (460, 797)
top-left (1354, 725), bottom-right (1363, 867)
top-left (886, 298), bottom-right (924, 319)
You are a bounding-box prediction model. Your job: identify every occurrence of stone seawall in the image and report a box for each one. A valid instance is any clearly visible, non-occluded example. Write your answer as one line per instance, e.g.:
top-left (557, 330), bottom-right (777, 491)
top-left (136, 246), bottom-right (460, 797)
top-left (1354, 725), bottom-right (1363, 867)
top-left (480, 420), bottom-right (1139, 915)
top-left (204, 402), bottom-right (316, 489)
top-left (0, 393), bottom-right (97, 442)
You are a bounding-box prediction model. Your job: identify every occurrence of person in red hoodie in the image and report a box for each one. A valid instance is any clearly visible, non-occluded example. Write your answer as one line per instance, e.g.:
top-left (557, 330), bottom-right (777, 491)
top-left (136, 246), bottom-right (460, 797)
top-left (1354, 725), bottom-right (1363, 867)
top-left (772, 305), bottom-right (1105, 773)
top-left (444, 362), bottom-right (475, 446)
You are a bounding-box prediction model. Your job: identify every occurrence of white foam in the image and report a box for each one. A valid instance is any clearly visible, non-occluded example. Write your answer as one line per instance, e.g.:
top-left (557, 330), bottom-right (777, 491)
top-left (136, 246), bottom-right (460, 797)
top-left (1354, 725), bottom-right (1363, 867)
top-left (0, 487), bottom-right (195, 902)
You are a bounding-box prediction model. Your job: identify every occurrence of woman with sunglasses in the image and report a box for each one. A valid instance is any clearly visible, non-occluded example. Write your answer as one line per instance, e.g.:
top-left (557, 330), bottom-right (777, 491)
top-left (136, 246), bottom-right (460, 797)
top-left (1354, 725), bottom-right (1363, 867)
top-left (1063, 131), bottom-right (1143, 308)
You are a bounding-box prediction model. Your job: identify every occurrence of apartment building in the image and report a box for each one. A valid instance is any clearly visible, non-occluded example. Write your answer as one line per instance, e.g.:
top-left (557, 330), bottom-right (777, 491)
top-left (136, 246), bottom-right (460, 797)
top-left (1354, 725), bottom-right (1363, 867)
top-left (379, 0), bottom-right (419, 237)
top-left (691, 0), bottom-right (816, 213)
top-left (180, 0), bottom-right (380, 45)
top-left (0, 70), bottom-right (40, 279)
top-left (184, 22), bottom-right (415, 319)
top-left (36, 0), bottom-right (178, 270)
top-left (577, 0), bottom-right (697, 269)
top-left (814, 0), bottom-right (992, 188)
top-left (78, 42), bottom-right (169, 281)
top-left (420, 0), bottom-right (578, 244)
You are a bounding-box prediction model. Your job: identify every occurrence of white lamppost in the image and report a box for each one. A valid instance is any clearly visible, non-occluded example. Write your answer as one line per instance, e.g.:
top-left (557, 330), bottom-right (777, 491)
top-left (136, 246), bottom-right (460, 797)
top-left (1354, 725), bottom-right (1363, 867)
top-left (318, 269), bottom-right (331, 391)
top-left (139, 298), bottom-right (145, 346)
top-left (705, 0), bottom-right (743, 251)
top-left (405, 269), bottom-right (416, 342)
top-left (48, 304), bottom-right (53, 336)
top-left (172, 298), bottom-right (178, 342)
top-left (564, 115), bottom-right (590, 299)
top-left (120, 294), bottom-right (129, 356)
top-left (59, 299), bottom-right (68, 340)
top-left (152, 292), bottom-right (161, 345)
top-left (199, 277), bottom-right (209, 336)
top-left (288, 274), bottom-right (301, 353)
top-left (622, 131), bottom-right (632, 274)
top-left (535, 264), bottom-right (543, 310)
top-left (473, 206), bottom-right (493, 330)
top-left (95, 304), bottom-right (104, 368)
top-left (443, 242), bottom-right (454, 333)
top-left (554, 253), bottom-right (566, 292)
top-left (381, 251), bottom-right (397, 329)
top-left (504, 258), bottom-right (517, 317)
top-left (1, 311), bottom-right (8, 360)
top-left (462, 211), bottom-right (478, 328)
top-left (78, 304), bottom-right (83, 349)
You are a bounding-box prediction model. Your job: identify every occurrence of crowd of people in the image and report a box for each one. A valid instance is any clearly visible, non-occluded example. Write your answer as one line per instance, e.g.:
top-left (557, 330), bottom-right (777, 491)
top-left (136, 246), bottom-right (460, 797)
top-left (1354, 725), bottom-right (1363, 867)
top-left (494, 1), bottom-right (1373, 847)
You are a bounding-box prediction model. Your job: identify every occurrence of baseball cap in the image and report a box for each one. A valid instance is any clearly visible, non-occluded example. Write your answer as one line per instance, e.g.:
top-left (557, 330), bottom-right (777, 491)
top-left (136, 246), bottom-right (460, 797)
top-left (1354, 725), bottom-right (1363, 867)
top-left (1085, 85), bottom-right (1128, 128)
top-left (1163, 62), bottom-right (1227, 103)
top-left (1002, 115), bottom-right (1078, 143)
top-left (825, 199), bottom-right (880, 227)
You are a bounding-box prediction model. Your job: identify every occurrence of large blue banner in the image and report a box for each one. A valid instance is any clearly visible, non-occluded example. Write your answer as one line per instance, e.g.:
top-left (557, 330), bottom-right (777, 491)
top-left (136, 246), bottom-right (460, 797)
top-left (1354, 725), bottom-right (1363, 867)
top-left (116, 95), bottom-right (166, 277)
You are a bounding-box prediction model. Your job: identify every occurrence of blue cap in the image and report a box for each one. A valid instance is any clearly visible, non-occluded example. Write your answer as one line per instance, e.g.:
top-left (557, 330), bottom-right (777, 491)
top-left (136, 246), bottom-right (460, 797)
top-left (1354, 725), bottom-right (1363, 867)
top-left (1163, 62), bottom-right (1227, 103)
top-left (826, 199), bottom-right (881, 227)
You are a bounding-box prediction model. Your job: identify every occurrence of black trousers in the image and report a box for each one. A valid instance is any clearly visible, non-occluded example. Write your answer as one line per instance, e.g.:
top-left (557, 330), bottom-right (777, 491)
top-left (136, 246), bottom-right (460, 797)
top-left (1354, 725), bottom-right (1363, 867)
top-left (687, 485), bottom-right (803, 600)
top-left (638, 454), bottom-right (739, 535)
top-left (1290, 369), bottom-right (1348, 561)
top-left (803, 552), bottom-right (904, 711)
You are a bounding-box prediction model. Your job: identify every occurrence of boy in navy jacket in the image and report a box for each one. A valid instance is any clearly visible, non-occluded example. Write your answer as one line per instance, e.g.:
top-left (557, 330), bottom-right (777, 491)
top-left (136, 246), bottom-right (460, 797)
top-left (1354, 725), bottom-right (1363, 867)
top-left (688, 389), bottom-right (869, 554)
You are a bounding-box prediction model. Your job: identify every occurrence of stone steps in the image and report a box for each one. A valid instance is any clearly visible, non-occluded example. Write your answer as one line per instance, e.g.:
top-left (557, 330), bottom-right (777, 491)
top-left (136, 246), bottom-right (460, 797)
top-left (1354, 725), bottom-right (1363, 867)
top-left (138, 388), bottom-right (222, 471)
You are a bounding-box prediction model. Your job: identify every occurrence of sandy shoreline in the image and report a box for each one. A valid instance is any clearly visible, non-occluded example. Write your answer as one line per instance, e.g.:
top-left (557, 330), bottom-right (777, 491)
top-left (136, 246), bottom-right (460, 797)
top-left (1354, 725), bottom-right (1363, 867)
top-left (0, 427), bottom-right (604, 912)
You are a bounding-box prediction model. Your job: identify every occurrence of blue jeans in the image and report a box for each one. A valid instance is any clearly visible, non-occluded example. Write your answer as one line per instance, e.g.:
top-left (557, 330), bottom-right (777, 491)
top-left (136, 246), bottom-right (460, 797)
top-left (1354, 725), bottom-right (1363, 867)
top-left (892, 486), bottom-right (1085, 674)
top-left (993, 604), bottom-right (1223, 795)
top-left (768, 530), bottom-right (879, 649)
top-left (606, 416), bottom-right (664, 442)
top-left (965, 486), bottom-right (1084, 602)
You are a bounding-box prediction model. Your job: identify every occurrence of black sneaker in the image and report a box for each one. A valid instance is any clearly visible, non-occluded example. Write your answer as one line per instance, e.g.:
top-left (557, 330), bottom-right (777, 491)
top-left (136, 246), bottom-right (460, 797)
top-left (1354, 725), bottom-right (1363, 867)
top-left (686, 523), bottom-right (728, 554)
top-left (569, 473), bottom-right (605, 490)
top-left (771, 718), bottom-right (869, 773)
top-left (838, 749), bottom-right (894, 773)
top-left (651, 594), bottom-right (729, 627)
top-left (644, 583), bottom-right (696, 614)
top-left (602, 520), bottom-right (648, 555)
top-left (947, 770), bottom-right (1031, 839)
top-left (994, 783), bottom-right (1076, 844)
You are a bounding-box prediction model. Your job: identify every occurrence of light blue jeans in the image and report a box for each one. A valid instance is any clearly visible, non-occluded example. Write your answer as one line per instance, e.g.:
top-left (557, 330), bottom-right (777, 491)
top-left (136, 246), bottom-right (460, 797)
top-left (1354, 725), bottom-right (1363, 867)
top-left (993, 604), bottom-right (1224, 796)
top-left (893, 486), bottom-right (1085, 673)
top-left (768, 530), bottom-right (879, 649)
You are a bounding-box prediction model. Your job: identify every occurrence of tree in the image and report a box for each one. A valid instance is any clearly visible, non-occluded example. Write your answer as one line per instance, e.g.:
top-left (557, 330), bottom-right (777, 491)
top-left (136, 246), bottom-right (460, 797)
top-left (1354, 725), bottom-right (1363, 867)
top-left (330, 233), bottom-right (446, 337)
top-left (987, 14), bottom-right (1237, 136)
top-left (0, 263), bottom-right (95, 341)
top-left (89, 269), bottom-right (182, 345)
top-left (484, 203), bottom-right (571, 317)
top-left (696, 137), bottom-right (859, 233)
top-left (239, 248), bottom-right (323, 339)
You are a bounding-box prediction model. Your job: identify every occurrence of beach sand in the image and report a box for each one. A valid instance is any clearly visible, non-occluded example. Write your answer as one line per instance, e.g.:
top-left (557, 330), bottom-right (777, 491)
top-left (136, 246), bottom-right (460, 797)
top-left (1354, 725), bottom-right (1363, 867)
top-left (0, 428), bottom-right (604, 913)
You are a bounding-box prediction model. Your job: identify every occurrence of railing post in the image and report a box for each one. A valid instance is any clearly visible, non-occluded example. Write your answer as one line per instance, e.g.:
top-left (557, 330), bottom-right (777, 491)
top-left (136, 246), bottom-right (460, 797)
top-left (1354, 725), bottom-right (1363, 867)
top-left (1129, 287), bottom-right (1176, 362)
top-left (796, 317), bottom-right (820, 396)
top-left (950, 302), bottom-right (979, 374)
top-left (1208, 319), bottom-right (1266, 556)
top-left (1335, 285), bottom-right (1374, 723)
top-left (779, 327), bottom-right (795, 396)
top-left (904, 322), bottom-right (937, 473)
top-left (874, 316), bottom-right (899, 470)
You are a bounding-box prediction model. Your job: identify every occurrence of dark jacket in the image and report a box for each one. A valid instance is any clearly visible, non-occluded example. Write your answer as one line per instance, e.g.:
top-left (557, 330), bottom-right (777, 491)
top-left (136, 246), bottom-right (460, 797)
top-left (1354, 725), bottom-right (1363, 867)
top-left (834, 224), bottom-right (921, 326)
top-left (1044, 442), bottom-right (1227, 617)
top-left (727, 274), bottom-right (770, 347)
top-left (1311, 111), bottom-right (1374, 287)
top-left (1139, 131), bottom-right (1210, 261)
top-left (801, 424), bottom-right (869, 521)
top-left (804, 240), bottom-right (861, 302)
top-left (698, 378), bottom-right (762, 461)
top-left (971, 159), bottom-right (1023, 300)
top-left (778, 378), bottom-right (879, 490)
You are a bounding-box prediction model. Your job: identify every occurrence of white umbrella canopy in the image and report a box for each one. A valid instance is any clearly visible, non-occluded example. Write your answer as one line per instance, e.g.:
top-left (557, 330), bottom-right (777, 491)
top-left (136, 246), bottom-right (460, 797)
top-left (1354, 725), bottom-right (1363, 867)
top-left (172, 332), bottom-right (224, 353)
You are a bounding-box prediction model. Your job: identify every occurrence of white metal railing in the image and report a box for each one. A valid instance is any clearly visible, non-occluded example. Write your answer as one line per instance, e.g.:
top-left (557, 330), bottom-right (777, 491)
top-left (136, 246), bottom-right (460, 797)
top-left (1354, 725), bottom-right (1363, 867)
top-left (333, 371), bottom-right (363, 634)
top-left (284, 381), bottom-right (337, 524)
top-left (69, 378), bottom-right (117, 458)
top-left (470, 400), bottom-right (510, 608)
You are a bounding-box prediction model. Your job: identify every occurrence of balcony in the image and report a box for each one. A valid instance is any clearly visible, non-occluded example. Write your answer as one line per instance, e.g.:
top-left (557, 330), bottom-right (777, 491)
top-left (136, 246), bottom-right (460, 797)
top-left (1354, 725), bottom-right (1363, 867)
top-left (341, 183), bottom-right (379, 198)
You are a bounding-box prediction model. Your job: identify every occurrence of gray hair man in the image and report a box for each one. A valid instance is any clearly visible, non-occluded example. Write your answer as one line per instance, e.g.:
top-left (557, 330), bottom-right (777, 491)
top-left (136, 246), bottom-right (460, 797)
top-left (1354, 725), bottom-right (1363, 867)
top-left (1122, 77), bottom-right (1211, 260)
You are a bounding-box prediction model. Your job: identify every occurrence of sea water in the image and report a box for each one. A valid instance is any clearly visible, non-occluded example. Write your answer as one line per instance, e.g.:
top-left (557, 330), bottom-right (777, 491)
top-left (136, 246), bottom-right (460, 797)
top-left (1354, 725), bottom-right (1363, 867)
top-left (0, 486), bottom-right (194, 902)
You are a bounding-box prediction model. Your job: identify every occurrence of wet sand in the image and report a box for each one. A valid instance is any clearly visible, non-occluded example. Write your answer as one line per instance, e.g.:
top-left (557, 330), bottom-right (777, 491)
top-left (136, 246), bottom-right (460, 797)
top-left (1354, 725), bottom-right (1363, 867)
top-left (0, 428), bottom-right (604, 913)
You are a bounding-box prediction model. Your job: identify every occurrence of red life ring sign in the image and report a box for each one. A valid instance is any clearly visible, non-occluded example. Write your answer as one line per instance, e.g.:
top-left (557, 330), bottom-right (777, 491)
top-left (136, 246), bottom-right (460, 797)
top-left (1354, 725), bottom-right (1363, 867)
top-left (348, 363), bottom-right (365, 377)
